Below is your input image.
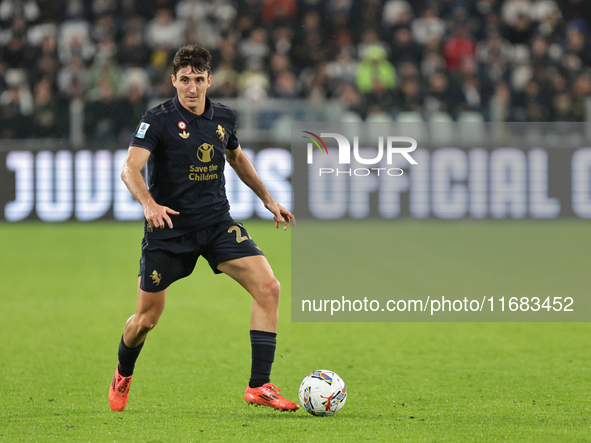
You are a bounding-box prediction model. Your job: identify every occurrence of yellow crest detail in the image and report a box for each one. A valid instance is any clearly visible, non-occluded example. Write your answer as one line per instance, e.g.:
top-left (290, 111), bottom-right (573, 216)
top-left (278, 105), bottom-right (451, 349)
top-left (179, 130), bottom-right (190, 139)
top-left (197, 143), bottom-right (214, 163)
top-left (216, 125), bottom-right (226, 140)
top-left (151, 270), bottom-right (162, 286)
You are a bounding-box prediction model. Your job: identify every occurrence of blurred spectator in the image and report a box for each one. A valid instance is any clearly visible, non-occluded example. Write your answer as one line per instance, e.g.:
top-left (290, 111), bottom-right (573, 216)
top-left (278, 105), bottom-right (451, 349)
top-left (84, 78), bottom-right (125, 143)
top-left (119, 83), bottom-right (148, 138)
top-left (514, 78), bottom-right (552, 121)
top-left (552, 92), bottom-right (575, 120)
top-left (209, 61), bottom-right (239, 98)
top-left (390, 26), bottom-right (423, 68)
top-left (326, 48), bottom-right (358, 85)
top-left (564, 22), bottom-right (591, 66)
top-left (562, 0), bottom-right (591, 23)
top-left (357, 29), bottom-right (389, 61)
top-left (424, 72), bottom-right (466, 118)
top-left (292, 30), bottom-right (328, 71)
top-left (92, 0), bottom-right (117, 17)
top-left (382, 0), bottom-right (414, 31)
top-left (30, 34), bottom-right (60, 84)
top-left (211, 35), bottom-right (242, 72)
top-left (31, 78), bottom-right (68, 137)
top-left (87, 37), bottom-right (121, 99)
top-left (489, 81), bottom-right (514, 121)
top-left (0, 84), bottom-right (32, 137)
top-left (36, 0), bottom-right (60, 23)
top-left (357, 1), bottom-right (382, 33)
top-left (412, 8), bottom-right (446, 46)
top-left (239, 27), bottom-right (270, 70)
top-left (294, 9), bottom-right (323, 44)
top-left (60, 0), bottom-right (94, 22)
top-left (301, 60), bottom-right (331, 100)
top-left (0, 69), bottom-right (33, 137)
top-left (395, 75), bottom-right (424, 113)
top-left (530, 34), bottom-right (554, 66)
top-left (570, 72), bottom-right (591, 120)
top-left (145, 8), bottom-right (184, 50)
top-left (443, 26), bottom-right (476, 71)
top-left (0, 0), bottom-right (40, 23)
top-left (57, 54), bottom-right (89, 95)
top-left (420, 50), bottom-right (446, 79)
top-left (237, 60), bottom-right (270, 101)
top-left (271, 25), bottom-right (294, 56)
top-left (268, 52), bottom-right (291, 83)
top-left (504, 12), bottom-right (533, 44)
top-left (91, 12), bottom-right (116, 41)
top-left (356, 44), bottom-right (396, 93)
top-left (3, 35), bottom-right (30, 69)
top-left (338, 81), bottom-right (365, 118)
top-left (533, 0), bottom-right (563, 40)
top-left (269, 70), bottom-right (301, 98)
top-left (117, 30), bottom-right (151, 68)
top-left (58, 20), bottom-right (95, 64)
top-left (261, 0), bottom-right (297, 24)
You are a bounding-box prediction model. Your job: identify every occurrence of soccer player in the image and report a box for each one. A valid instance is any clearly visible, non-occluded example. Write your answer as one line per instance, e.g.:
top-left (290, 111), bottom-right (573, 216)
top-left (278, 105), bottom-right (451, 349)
top-left (108, 45), bottom-right (298, 412)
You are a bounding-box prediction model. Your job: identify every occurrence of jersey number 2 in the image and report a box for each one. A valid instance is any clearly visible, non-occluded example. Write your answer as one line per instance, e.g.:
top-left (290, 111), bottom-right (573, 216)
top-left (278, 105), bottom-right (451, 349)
top-left (228, 225), bottom-right (252, 243)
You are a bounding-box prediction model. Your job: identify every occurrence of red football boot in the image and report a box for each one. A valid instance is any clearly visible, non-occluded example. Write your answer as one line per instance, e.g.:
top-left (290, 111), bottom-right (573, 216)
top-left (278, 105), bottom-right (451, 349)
top-left (109, 365), bottom-right (133, 411)
top-left (245, 383), bottom-right (299, 411)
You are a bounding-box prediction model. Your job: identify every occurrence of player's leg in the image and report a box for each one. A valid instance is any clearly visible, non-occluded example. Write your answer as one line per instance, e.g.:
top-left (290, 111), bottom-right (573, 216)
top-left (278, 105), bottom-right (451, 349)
top-left (121, 277), bottom-right (167, 368)
top-left (217, 255), bottom-right (279, 332)
top-left (217, 256), bottom-right (298, 411)
top-left (109, 279), bottom-right (167, 411)
top-left (123, 277), bottom-right (167, 346)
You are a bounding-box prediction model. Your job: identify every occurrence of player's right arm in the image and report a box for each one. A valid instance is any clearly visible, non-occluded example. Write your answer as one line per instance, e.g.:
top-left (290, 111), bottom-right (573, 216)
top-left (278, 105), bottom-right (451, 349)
top-left (121, 146), bottom-right (179, 229)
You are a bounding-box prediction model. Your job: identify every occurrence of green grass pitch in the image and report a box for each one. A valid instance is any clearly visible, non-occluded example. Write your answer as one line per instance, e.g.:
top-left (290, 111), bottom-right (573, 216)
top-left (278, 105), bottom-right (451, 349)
top-left (1, 220), bottom-right (590, 442)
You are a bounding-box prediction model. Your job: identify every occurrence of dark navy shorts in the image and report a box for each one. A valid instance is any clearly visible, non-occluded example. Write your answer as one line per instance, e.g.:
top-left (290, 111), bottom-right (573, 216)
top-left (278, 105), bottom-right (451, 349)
top-left (138, 220), bottom-right (264, 292)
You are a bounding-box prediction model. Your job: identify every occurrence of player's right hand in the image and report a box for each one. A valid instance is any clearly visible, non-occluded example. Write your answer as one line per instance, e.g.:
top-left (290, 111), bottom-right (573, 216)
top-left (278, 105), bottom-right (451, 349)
top-left (144, 202), bottom-right (180, 229)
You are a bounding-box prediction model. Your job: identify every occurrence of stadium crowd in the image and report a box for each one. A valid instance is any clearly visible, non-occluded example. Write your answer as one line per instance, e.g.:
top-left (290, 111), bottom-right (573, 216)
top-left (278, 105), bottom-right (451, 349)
top-left (1, 0), bottom-right (591, 143)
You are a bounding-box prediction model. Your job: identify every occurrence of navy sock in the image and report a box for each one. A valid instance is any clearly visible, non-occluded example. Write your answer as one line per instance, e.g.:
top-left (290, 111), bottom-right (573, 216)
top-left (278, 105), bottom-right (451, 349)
top-left (249, 330), bottom-right (276, 388)
top-left (117, 336), bottom-right (144, 377)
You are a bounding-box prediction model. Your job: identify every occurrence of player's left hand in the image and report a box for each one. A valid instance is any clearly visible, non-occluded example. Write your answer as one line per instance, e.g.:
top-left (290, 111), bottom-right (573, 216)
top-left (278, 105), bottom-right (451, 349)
top-left (265, 201), bottom-right (295, 231)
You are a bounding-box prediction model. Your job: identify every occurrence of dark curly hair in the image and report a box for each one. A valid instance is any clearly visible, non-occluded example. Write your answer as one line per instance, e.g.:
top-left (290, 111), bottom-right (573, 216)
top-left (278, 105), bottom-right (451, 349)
top-left (172, 45), bottom-right (212, 76)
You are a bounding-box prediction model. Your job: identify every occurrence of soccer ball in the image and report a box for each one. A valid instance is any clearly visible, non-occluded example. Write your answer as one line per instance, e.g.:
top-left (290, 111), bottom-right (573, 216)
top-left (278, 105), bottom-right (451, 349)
top-left (298, 369), bottom-right (347, 416)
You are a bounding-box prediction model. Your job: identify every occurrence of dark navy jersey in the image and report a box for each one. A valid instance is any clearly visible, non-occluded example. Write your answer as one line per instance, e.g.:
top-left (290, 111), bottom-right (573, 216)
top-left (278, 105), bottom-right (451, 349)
top-left (130, 95), bottom-right (240, 238)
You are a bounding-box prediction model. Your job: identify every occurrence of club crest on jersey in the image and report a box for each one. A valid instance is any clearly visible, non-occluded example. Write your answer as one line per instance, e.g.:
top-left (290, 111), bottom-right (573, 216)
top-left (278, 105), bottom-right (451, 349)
top-left (197, 143), bottom-right (214, 162)
top-left (179, 130), bottom-right (190, 139)
top-left (178, 121), bottom-right (187, 130)
top-left (216, 125), bottom-right (226, 141)
top-left (151, 270), bottom-right (162, 285)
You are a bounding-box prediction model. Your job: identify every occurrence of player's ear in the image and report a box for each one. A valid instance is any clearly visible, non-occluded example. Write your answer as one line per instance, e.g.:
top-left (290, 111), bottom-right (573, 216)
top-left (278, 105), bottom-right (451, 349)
top-left (171, 74), bottom-right (176, 88)
top-left (207, 74), bottom-right (212, 88)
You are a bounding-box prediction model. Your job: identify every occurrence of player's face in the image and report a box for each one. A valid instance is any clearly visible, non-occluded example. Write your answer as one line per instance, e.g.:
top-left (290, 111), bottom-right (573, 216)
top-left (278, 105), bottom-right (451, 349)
top-left (172, 65), bottom-right (212, 114)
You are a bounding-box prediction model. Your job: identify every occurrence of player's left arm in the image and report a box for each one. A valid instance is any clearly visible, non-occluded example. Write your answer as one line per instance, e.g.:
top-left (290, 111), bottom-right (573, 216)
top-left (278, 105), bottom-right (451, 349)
top-left (225, 145), bottom-right (295, 231)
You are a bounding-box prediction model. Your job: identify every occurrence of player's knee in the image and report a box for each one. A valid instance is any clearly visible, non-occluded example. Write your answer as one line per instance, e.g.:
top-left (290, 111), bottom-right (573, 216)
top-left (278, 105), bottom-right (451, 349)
top-left (136, 316), bottom-right (158, 334)
top-left (257, 277), bottom-right (281, 306)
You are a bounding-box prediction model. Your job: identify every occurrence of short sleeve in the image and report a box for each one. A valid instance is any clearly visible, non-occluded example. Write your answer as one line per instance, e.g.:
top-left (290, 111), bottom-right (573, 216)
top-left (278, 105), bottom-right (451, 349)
top-left (226, 109), bottom-right (240, 150)
top-left (130, 113), bottom-right (160, 152)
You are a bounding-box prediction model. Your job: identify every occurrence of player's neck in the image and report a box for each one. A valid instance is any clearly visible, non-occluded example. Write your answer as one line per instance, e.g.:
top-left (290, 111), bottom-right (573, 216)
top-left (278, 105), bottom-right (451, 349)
top-left (179, 96), bottom-right (206, 115)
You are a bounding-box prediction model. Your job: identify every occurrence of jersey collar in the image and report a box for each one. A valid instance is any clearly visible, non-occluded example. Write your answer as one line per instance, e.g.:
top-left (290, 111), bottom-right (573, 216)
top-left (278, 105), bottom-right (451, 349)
top-left (173, 95), bottom-right (213, 122)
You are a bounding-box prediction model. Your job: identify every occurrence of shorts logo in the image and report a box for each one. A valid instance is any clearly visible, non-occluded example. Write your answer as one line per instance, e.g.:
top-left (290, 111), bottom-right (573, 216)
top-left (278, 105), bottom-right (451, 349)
top-left (197, 143), bottom-right (214, 162)
top-left (178, 121), bottom-right (187, 130)
top-left (216, 125), bottom-right (226, 141)
top-left (136, 122), bottom-right (150, 139)
top-left (151, 270), bottom-right (162, 286)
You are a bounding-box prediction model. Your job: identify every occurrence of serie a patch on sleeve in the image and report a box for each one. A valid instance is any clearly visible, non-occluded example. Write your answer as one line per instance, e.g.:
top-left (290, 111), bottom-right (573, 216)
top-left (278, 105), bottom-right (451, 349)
top-left (136, 122), bottom-right (150, 139)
